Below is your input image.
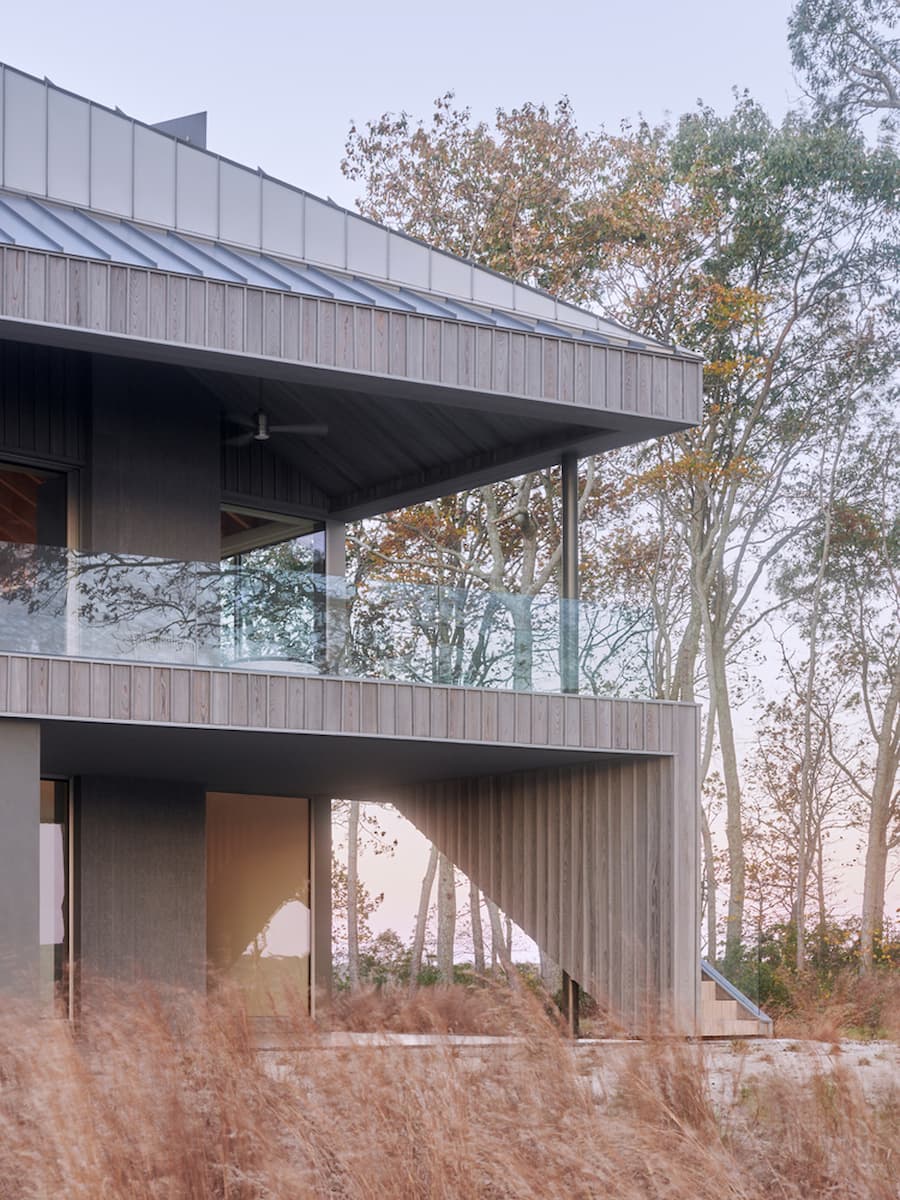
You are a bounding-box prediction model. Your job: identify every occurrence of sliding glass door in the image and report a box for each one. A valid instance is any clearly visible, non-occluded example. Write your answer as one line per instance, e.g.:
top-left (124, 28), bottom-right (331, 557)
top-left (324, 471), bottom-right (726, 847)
top-left (206, 793), bottom-right (311, 1015)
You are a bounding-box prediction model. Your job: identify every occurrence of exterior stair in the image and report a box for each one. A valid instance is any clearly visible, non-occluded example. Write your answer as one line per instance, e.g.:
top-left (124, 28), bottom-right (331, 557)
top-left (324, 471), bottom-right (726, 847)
top-left (700, 959), bottom-right (773, 1038)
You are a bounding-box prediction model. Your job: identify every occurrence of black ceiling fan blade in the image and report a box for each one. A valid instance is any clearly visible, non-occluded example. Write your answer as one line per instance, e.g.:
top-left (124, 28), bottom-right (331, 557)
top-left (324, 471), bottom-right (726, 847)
top-left (225, 432), bottom-right (256, 447)
top-left (223, 412), bottom-right (256, 429)
top-left (268, 423), bottom-right (329, 436)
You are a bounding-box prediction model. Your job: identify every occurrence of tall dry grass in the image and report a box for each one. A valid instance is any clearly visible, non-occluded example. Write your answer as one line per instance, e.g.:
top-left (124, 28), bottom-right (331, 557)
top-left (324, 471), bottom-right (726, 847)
top-left (770, 968), bottom-right (900, 1042)
top-left (0, 982), bottom-right (897, 1199)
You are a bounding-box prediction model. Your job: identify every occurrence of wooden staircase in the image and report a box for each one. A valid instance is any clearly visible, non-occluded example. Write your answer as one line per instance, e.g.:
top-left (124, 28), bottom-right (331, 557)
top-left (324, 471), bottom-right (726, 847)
top-left (700, 960), bottom-right (773, 1038)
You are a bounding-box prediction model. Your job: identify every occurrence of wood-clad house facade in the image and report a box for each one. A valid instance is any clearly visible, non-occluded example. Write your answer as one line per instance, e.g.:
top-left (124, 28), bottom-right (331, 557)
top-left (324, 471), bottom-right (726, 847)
top-left (0, 64), bottom-right (703, 1032)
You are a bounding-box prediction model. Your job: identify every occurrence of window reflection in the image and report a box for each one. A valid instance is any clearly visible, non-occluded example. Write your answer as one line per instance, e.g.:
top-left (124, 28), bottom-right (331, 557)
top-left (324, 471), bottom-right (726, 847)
top-left (206, 793), bottom-right (310, 1015)
top-left (39, 779), bottom-right (68, 1016)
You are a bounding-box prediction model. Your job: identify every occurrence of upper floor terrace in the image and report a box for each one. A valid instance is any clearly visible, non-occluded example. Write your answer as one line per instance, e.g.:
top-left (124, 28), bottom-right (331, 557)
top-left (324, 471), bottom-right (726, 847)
top-left (0, 539), bottom-right (655, 697)
top-left (0, 64), bottom-right (703, 709)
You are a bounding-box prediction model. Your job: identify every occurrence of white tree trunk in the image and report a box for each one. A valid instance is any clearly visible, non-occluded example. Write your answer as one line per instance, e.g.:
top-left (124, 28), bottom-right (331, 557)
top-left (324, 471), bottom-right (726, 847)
top-left (469, 880), bottom-right (485, 974)
top-left (408, 843), bottom-right (439, 994)
top-left (860, 665), bottom-right (900, 971)
top-left (486, 898), bottom-right (518, 987)
top-left (436, 853), bottom-right (456, 983)
top-left (346, 800), bottom-right (360, 991)
top-left (708, 617), bottom-right (745, 972)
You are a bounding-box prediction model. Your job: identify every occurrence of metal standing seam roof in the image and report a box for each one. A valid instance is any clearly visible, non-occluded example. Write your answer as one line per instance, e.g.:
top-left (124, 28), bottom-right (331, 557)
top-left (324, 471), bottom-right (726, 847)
top-left (0, 189), bottom-right (665, 352)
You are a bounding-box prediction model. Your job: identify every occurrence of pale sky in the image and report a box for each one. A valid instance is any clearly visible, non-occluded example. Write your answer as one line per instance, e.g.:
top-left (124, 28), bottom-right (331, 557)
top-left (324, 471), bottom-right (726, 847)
top-left (5, 0), bottom-right (799, 211)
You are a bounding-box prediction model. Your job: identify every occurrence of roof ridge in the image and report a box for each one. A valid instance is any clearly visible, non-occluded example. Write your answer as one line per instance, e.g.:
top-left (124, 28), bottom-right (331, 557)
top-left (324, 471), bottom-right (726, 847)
top-left (0, 60), bottom-right (697, 358)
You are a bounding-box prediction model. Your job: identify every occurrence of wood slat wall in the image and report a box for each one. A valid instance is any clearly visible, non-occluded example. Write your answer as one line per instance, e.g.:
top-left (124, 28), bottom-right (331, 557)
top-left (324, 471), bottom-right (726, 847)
top-left (221, 440), bottom-right (330, 518)
top-left (0, 339), bottom-right (88, 465)
top-left (0, 247), bottom-right (703, 428)
top-left (0, 652), bottom-right (689, 754)
top-left (394, 733), bottom-right (700, 1032)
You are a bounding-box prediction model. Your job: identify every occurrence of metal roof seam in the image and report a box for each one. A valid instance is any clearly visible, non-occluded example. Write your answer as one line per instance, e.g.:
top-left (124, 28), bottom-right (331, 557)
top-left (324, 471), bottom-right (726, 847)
top-left (0, 188), bottom-right (704, 359)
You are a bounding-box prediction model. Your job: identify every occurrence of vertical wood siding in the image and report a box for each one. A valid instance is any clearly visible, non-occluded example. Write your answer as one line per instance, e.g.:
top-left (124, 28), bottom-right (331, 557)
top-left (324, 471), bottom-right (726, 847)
top-left (221, 440), bottom-right (330, 516)
top-left (0, 339), bottom-right (88, 464)
top-left (0, 653), bottom-right (688, 756)
top-left (394, 745), bottom-right (699, 1031)
top-left (0, 247), bottom-right (702, 428)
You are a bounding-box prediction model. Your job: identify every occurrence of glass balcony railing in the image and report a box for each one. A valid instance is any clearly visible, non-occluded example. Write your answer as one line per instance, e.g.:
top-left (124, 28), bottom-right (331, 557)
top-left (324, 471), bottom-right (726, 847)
top-left (0, 541), bottom-right (655, 697)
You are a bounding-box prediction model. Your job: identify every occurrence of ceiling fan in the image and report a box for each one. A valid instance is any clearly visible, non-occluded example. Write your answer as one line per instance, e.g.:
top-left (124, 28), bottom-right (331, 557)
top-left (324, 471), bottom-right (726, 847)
top-left (224, 408), bottom-right (329, 447)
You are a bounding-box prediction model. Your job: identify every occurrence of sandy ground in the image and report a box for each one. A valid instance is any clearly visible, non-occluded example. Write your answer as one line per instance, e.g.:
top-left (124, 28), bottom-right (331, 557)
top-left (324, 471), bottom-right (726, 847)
top-left (263, 1033), bottom-right (900, 1108)
top-left (571, 1037), bottom-right (900, 1107)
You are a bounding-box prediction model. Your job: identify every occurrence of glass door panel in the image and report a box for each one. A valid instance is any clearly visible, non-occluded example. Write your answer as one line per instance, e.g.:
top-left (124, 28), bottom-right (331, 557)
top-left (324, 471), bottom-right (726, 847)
top-left (39, 779), bottom-right (69, 1016)
top-left (206, 793), bottom-right (310, 1016)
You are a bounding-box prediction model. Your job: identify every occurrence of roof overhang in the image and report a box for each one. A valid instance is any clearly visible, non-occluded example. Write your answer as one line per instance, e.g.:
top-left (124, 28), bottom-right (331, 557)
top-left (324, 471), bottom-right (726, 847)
top-left (0, 245), bottom-right (702, 518)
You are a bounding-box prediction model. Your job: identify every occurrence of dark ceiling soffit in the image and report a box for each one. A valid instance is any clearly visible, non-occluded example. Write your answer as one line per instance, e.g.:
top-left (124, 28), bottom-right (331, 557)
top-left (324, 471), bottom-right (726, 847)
top-left (218, 422), bottom-right (679, 523)
top-left (37, 718), bottom-right (641, 797)
top-left (0, 314), bottom-right (699, 441)
top-left (327, 425), bottom-right (660, 521)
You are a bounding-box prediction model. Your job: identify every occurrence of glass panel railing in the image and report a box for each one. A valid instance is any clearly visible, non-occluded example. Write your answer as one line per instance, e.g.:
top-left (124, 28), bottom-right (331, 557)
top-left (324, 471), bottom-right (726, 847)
top-left (0, 541), bottom-right (653, 697)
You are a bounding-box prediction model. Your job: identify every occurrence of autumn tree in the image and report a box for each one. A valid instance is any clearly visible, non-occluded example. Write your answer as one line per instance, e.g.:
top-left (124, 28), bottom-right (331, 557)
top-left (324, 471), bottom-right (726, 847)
top-left (345, 96), bottom-right (618, 304)
top-left (344, 92), bottom-right (899, 974)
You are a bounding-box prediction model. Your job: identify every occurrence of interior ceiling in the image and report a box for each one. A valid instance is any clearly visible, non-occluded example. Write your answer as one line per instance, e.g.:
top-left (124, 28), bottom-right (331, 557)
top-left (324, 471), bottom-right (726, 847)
top-left (205, 368), bottom-right (600, 504)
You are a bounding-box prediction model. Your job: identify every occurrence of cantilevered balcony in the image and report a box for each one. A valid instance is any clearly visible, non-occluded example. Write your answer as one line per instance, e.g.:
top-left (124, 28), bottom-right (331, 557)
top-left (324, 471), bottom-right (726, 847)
top-left (0, 541), bottom-right (653, 698)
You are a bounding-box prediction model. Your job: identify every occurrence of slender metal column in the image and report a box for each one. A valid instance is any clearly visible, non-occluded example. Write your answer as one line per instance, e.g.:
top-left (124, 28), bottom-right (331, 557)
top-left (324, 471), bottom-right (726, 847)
top-left (323, 521), bottom-right (347, 672)
top-left (561, 971), bottom-right (581, 1038)
top-left (310, 795), bottom-right (333, 1018)
top-left (560, 453), bottom-right (581, 1033)
top-left (560, 453), bottom-right (579, 694)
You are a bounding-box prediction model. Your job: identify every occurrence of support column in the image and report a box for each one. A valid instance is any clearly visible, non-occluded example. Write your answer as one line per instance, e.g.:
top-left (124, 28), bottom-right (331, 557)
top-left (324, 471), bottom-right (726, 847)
top-left (310, 796), bottom-right (332, 1016)
top-left (560, 453), bottom-right (581, 1031)
top-left (0, 719), bottom-right (40, 995)
top-left (324, 521), bottom-right (347, 673)
top-left (560, 453), bottom-right (579, 695)
top-left (560, 972), bottom-right (581, 1037)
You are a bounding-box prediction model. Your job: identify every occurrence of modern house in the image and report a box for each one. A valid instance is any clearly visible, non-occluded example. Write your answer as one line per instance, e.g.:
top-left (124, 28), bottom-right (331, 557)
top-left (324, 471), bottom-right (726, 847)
top-left (0, 63), bottom-right (733, 1034)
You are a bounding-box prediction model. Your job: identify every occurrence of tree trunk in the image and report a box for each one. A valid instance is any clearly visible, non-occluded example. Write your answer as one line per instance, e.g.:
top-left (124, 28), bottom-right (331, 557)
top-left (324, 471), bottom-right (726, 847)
top-left (539, 949), bottom-right (562, 995)
top-left (346, 800), bottom-right (360, 991)
top-left (436, 853), bottom-right (456, 983)
top-left (709, 620), bottom-right (745, 974)
top-left (796, 439), bottom-right (841, 972)
top-left (669, 596), bottom-right (702, 703)
top-left (486, 898), bottom-right (519, 987)
top-left (408, 844), bottom-right (439, 994)
top-left (511, 595), bottom-right (534, 691)
top-left (470, 880), bottom-right (485, 973)
top-left (816, 828), bottom-right (828, 962)
top-left (700, 805), bottom-right (718, 962)
top-left (860, 666), bottom-right (900, 971)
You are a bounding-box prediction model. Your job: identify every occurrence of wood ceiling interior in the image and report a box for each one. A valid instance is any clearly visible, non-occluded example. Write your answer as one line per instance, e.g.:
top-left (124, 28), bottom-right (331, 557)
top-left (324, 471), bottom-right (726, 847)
top-left (0, 467), bottom-right (43, 543)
